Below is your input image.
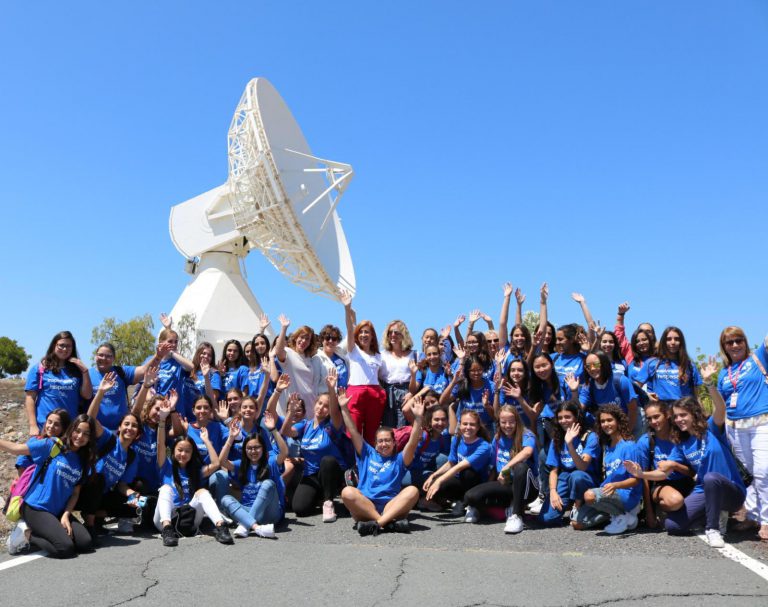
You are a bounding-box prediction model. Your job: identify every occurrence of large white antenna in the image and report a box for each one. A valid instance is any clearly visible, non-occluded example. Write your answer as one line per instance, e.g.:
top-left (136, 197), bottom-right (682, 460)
top-left (168, 78), bottom-right (356, 347)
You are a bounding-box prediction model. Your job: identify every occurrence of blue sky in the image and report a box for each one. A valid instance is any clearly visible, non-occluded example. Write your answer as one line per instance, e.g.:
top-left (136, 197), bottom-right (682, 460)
top-left (1, 1), bottom-right (767, 364)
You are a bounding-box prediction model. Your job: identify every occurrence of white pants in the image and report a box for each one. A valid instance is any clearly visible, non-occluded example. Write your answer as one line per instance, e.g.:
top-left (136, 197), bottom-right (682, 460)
top-left (153, 484), bottom-right (224, 531)
top-left (727, 422), bottom-right (768, 525)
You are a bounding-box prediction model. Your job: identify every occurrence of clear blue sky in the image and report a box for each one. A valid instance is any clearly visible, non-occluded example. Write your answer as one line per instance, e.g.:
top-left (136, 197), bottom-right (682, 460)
top-left (1, 1), bottom-right (766, 364)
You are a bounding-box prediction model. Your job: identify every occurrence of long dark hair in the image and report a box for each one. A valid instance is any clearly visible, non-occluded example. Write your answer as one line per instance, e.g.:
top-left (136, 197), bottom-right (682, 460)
top-left (466, 332), bottom-right (492, 369)
top-left (64, 414), bottom-right (97, 478)
top-left (171, 436), bottom-right (204, 498)
top-left (630, 328), bottom-right (656, 367)
top-left (221, 339), bottom-right (246, 370)
top-left (551, 400), bottom-right (587, 455)
top-left (250, 333), bottom-right (272, 368)
top-left (42, 331), bottom-right (80, 375)
top-left (508, 324), bottom-right (532, 357)
top-left (596, 331), bottom-right (623, 364)
top-left (239, 432), bottom-right (271, 487)
top-left (504, 358), bottom-right (530, 396)
top-left (586, 352), bottom-right (613, 386)
top-left (657, 326), bottom-right (694, 386)
top-left (191, 342), bottom-right (217, 376)
top-left (530, 353), bottom-right (562, 405)
top-left (596, 404), bottom-right (633, 445)
top-left (669, 396), bottom-right (708, 443)
top-left (456, 355), bottom-right (487, 400)
top-left (557, 324), bottom-right (581, 355)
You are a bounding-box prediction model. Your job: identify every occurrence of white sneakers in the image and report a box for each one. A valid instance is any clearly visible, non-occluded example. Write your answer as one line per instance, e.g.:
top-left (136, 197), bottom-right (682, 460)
top-left (254, 524), bottom-right (276, 539)
top-left (233, 524), bottom-right (250, 538)
top-left (706, 528), bottom-right (725, 548)
top-left (322, 500), bottom-right (337, 523)
top-left (7, 521), bottom-right (30, 555)
top-left (504, 513), bottom-right (524, 534)
top-left (464, 506), bottom-right (479, 524)
top-left (605, 510), bottom-right (639, 535)
top-left (527, 495), bottom-right (544, 515)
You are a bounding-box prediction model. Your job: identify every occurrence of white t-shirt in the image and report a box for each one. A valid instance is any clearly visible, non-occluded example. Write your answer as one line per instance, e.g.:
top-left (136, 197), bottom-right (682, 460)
top-left (380, 350), bottom-right (414, 384)
top-left (348, 346), bottom-right (383, 386)
top-left (278, 348), bottom-right (323, 419)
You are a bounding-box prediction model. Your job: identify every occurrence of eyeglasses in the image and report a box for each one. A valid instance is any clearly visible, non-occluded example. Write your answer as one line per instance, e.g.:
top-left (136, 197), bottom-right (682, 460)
top-left (488, 339), bottom-right (500, 343)
top-left (388, 331), bottom-right (402, 337)
top-left (245, 445), bottom-right (263, 452)
top-left (323, 335), bottom-right (340, 342)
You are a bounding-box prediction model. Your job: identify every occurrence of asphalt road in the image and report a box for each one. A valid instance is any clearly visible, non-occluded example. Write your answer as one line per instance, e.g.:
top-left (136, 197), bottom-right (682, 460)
top-left (1, 510), bottom-right (768, 607)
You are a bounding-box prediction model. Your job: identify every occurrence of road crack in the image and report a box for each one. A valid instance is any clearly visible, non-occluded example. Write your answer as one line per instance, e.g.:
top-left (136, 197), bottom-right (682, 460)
top-left (573, 591), bottom-right (767, 607)
top-left (108, 550), bottom-right (172, 606)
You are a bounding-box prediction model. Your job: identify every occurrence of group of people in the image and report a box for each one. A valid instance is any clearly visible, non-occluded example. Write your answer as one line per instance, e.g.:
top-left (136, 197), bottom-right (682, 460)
top-left (3, 284), bottom-right (766, 558)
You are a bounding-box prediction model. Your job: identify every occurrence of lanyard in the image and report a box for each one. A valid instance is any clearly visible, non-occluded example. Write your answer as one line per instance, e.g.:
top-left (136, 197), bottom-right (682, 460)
top-left (727, 359), bottom-right (747, 392)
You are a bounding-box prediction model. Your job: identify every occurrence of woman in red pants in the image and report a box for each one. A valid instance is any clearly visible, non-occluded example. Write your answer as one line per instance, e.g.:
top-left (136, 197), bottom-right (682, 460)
top-left (340, 290), bottom-right (386, 445)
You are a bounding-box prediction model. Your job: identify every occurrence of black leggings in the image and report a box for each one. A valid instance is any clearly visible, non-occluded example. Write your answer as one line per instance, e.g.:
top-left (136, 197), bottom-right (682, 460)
top-left (22, 503), bottom-right (92, 559)
top-left (464, 463), bottom-right (539, 516)
top-left (291, 456), bottom-right (344, 517)
top-left (434, 467), bottom-right (483, 504)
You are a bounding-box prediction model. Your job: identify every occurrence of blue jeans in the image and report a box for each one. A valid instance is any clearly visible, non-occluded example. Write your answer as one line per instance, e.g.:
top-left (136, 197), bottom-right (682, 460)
top-left (538, 470), bottom-right (593, 526)
top-left (208, 470), bottom-right (230, 505)
top-left (220, 479), bottom-right (282, 528)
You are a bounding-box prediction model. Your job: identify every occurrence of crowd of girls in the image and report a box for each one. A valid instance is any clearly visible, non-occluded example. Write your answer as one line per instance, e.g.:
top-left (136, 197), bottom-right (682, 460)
top-left (3, 284), bottom-right (767, 558)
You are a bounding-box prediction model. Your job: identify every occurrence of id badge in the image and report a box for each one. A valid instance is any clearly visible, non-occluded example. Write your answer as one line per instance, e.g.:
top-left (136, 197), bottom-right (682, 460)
top-left (730, 392), bottom-right (738, 408)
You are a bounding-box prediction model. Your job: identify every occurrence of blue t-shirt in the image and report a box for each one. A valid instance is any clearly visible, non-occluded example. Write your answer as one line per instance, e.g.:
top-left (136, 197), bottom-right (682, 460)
top-left (669, 417), bottom-right (747, 496)
top-left (23, 437), bottom-right (83, 515)
top-left (328, 353), bottom-right (349, 389)
top-left (552, 352), bottom-right (586, 383)
top-left (179, 371), bottom-right (223, 421)
top-left (142, 355), bottom-right (185, 397)
top-left (717, 342), bottom-right (768, 421)
top-left (498, 393), bottom-right (532, 428)
top-left (293, 418), bottom-right (348, 475)
top-left (627, 357), bottom-right (654, 388)
top-left (411, 429), bottom-right (451, 472)
top-left (223, 365), bottom-right (249, 393)
top-left (538, 379), bottom-right (573, 419)
top-left (492, 430), bottom-right (538, 477)
top-left (186, 422), bottom-right (228, 465)
top-left (133, 424), bottom-right (163, 491)
top-left (646, 359), bottom-right (702, 400)
top-left (25, 364), bottom-right (83, 425)
top-left (636, 432), bottom-right (686, 481)
top-left (159, 459), bottom-right (199, 508)
top-left (579, 374), bottom-right (637, 415)
top-left (245, 367), bottom-right (268, 399)
top-left (448, 437), bottom-right (493, 481)
top-left (229, 455), bottom-right (286, 515)
top-left (601, 439), bottom-right (642, 510)
top-left (415, 367), bottom-right (449, 395)
top-left (89, 365), bottom-right (137, 430)
top-left (95, 428), bottom-right (138, 492)
top-left (356, 442), bottom-right (407, 504)
top-left (452, 379), bottom-right (496, 428)
top-left (546, 431), bottom-right (600, 484)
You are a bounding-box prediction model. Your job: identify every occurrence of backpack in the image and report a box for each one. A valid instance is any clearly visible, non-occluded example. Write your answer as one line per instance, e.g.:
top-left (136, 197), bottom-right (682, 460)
top-left (394, 427), bottom-right (431, 455)
top-left (3, 438), bottom-right (64, 522)
top-left (172, 504), bottom-right (199, 537)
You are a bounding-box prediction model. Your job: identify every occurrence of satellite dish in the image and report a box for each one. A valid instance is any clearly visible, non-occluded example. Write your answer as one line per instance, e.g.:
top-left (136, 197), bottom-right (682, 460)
top-left (168, 78), bottom-right (356, 348)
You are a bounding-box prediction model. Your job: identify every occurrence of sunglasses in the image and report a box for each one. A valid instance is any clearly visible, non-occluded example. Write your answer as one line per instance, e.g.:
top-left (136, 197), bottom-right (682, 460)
top-left (724, 338), bottom-right (744, 346)
top-left (323, 335), bottom-right (340, 342)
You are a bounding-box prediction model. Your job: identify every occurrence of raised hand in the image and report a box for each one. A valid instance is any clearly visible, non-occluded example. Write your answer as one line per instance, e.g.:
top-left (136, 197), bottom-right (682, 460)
top-left (217, 359), bottom-right (227, 374)
top-left (158, 398), bottom-right (173, 421)
top-left (453, 314), bottom-right (466, 328)
top-left (440, 324), bottom-right (451, 340)
top-left (337, 387), bottom-right (351, 410)
top-left (216, 400), bottom-right (230, 421)
top-left (200, 361), bottom-right (211, 379)
top-left (338, 289), bottom-right (353, 307)
top-left (494, 349), bottom-right (507, 365)
top-left (532, 329), bottom-right (543, 347)
top-left (144, 364), bottom-right (159, 388)
top-left (540, 282), bottom-right (549, 302)
top-left (503, 282), bottom-right (513, 297)
top-left (700, 356), bottom-right (720, 383)
top-left (408, 358), bottom-right (419, 375)
top-left (565, 372), bottom-right (580, 392)
top-left (278, 314), bottom-right (290, 329)
top-left (514, 288), bottom-right (525, 306)
top-left (571, 292), bottom-right (585, 304)
top-left (325, 366), bottom-right (338, 390)
top-left (481, 311), bottom-right (492, 323)
top-left (259, 313), bottom-right (271, 332)
top-left (276, 373), bottom-right (291, 392)
top-left (168, 389), bottom-right (179, 412)
top-left (98, 371), bottom-right (117, 393)
top-left (157, 341), bottom-right (174, 358)
top-left (564, 422), bottom-right (582, 445)
top-left (199, 426), bottom-right (209, 442)
top-left (228, 417), bottom-right (242, 442)
top-left (453, 345), bottom-right (466, 361)
top-left (68, 357), bottom-right (88, 373)
top-left (159, 313), bottom-right (172, 329)
top-left (263, 410), bottom-right (277, 431)
top-left (623, 460), bottom-right (643, 478)
top-left (617, 302), bottom-right (630, 315)
top-left (502, 381), bottom-right (522, 400)
top-left (469, 309), bottom-right (481, 324)
top-left (410, 396), bottom-right (425, 420)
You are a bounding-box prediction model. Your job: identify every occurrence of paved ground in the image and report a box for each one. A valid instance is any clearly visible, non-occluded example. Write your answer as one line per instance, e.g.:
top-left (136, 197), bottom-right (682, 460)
top-left (2, 510), bottom-right (768, 607)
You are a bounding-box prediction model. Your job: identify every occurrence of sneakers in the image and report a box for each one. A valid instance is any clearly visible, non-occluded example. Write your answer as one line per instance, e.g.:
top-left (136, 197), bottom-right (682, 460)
top-left (233, 524), bottom-right (249, 538)
top-left (719, 510), bottom-right (729, 536)
top-left (7, 522), bottom-right (30, 555)
top-left (357, 521), bottom-right (379, 537)
top-left (322, 500), bottom-right (337, 523)
top-left (605, 514), bottom-right (629, 535)
top-left (626, 511), bottom-right (639, 531)
top-left (706, 528), bottom-right (725, 548)
top-left (569, 506), bottom-right (579, 522)
top-left (504, 513), bottom-right (524, 534)
top-left (161, 525), bottom-right (178, 547)
top-left (385, 520), bottom-right (410, 534)
top-left (449, 501), bottom-right (466, 518)
top-left (527, 495), bottom-right (544, 515)
top-left (464, 506), bottom-right (479, 524)
top-left (214, 524), bottom-right (234, 545)
top-left (254, 524), bottom-right (276, 539)
top-left (418, 498), bottom-right (443, 512)
top-left (117, 518), bottom-right (135, 534)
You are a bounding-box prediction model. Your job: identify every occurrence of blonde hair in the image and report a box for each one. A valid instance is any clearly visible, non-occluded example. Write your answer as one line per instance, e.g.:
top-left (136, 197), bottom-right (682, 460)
top-left (383, 319), bottom-right (414, 352)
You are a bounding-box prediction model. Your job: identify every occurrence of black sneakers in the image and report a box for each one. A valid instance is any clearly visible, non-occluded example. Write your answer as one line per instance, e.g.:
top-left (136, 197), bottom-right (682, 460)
top-left (357, 521), bottom-right (379, 537)
top-left (161, 525), bottom-right (178, 547)
top-left (214, 524), bottom-right (234, 545)
top-left (389, 520), bottom-right (410, 534)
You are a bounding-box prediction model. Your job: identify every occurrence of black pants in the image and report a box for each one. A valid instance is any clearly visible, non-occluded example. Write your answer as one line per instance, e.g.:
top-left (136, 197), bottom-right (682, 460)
top-left (464, 463), bottom-right (539, 516)
top-left (434, 467), bottom-right (483, 504)
top-left (77, 473), bottom-right (140, 519)
top-left (22, 503), bottom-right (92, 559)
top-left (291, 456), bottom-right (344, 516)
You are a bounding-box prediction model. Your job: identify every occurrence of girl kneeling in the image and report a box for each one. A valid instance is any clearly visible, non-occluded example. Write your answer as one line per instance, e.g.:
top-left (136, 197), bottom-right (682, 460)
top-left (463, 405), bottom-right (539, 533)
top-left (339, 393), bottom-right (424, 536)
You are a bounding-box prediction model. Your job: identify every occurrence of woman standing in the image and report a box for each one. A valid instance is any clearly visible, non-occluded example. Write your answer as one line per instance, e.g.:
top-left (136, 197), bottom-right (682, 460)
top-left (25, 331), bottom-right (93, 436)
top-left (219, 339), bottom-right (249, 393)
top-left (340, 290), bottom-right (386, 444)
top-left (715, 327), bottom-right (768, 541)
top-left (646, 327), bottom-right (702, 402)
top-left (273, 315), bottom-right (324, 419)
top-left (315, 324), bottom-right (349, 391)
top-left (380, 320), bottom-right (417, 428)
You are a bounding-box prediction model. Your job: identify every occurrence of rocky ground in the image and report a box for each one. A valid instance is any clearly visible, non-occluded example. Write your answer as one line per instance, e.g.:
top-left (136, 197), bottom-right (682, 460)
top-left (0, 379), bottom-right (27, 549)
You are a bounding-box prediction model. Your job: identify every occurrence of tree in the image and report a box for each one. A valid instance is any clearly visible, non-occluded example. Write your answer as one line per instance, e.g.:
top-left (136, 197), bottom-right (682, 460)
top-left (91, 315), bottom-right (156, 366)
top-left (522, 311), bottom-right (540, 336)
top-left (174, 313), bottom-right (198, 359)
top-left (695, 347), bottom-right (721, 415)
top-left (0, 337), bottom-right (31, 377)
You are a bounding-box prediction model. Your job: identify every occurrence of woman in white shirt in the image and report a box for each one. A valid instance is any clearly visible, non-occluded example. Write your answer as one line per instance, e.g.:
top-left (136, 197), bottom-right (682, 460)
top-left (380, 320), bottom-right (417, 428)
top-left (340, 290), bottom-right (387, 444)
